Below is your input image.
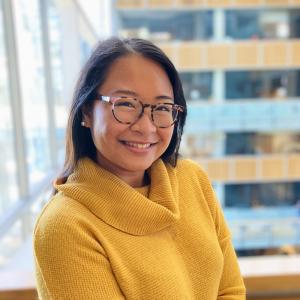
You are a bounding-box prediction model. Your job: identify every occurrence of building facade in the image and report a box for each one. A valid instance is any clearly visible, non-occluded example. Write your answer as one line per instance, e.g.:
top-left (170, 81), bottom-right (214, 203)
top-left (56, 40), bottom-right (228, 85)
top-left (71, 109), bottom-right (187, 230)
top-left (115, 0), bottom-right (300, 254)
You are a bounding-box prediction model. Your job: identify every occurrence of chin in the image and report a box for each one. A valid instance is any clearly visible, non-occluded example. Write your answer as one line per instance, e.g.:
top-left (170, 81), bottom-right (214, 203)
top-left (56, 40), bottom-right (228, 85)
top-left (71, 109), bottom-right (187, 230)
top-left (121, 160), bottom-right (154, 172)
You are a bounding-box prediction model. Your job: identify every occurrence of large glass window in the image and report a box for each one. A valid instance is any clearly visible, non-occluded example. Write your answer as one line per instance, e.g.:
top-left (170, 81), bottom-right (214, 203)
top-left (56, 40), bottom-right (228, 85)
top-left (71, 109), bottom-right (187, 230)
top-left (14, 0), bottom-right (50, 189)
top-left (180, 72), bottom-right (213, 101)
top-left (226, 70), bottom-right (300, 100)
top-left (226, 132), bottom-right (300, 155)
top-left (0, 1), bottom-right (19, 218)
top-left (226, 10), bottom-right (261, 40)
top-left (225, 182), bottom-right (300, 207)
top-left (226, 9), bottom-right (300, 40)
top-left (118, 10), bottom-right (213, 42)
top-left (48, 0), bottom-right (65, 165)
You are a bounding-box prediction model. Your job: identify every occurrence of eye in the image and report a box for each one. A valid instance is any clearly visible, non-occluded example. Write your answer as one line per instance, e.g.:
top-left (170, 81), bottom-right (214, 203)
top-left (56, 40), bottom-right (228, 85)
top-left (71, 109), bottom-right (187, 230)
top-left (155, 104), bottom-right (172, 112)
top-left (114, 98), bottom-right (137, 109)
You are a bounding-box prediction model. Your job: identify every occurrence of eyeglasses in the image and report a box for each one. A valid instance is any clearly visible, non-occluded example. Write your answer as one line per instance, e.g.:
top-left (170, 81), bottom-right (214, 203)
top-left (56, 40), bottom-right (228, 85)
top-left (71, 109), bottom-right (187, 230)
top-left (96, 95), bottom-right (184, 128)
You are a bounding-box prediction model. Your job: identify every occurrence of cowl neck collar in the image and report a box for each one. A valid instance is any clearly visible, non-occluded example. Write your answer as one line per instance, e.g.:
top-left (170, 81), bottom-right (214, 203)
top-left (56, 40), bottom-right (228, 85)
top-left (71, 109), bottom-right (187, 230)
top-left (54, 158), bottom-right (180, 235)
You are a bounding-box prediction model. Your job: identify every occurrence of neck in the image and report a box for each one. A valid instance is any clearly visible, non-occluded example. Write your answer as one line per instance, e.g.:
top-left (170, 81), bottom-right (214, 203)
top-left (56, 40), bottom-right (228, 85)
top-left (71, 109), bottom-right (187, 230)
top-left (95, 153), bottom-right (149, 187)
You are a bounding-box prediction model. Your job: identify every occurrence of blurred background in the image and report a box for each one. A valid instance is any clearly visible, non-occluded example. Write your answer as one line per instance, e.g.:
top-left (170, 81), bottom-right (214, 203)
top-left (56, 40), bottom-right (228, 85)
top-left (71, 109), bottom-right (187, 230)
top-left (0, 0), bottom-right (300, 299)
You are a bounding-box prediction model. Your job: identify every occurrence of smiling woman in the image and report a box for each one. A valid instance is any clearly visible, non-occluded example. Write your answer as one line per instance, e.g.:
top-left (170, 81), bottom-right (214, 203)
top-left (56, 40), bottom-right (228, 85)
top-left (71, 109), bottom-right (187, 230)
top-left (80, 54), bottom-right (177, 187)
top-left (33, 37), bottom-right (246, 300)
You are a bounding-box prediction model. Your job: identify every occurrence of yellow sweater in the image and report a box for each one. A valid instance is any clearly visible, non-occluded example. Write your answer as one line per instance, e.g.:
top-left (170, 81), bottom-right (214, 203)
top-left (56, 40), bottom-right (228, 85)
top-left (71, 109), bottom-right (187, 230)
top-left (34, 158), bottom-right (245, 299)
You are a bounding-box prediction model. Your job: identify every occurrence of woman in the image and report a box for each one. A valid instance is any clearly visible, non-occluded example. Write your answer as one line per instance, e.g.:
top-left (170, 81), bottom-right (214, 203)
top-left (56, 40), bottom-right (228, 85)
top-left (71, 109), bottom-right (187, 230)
top-left (34, 37), bottom-right (245, 299)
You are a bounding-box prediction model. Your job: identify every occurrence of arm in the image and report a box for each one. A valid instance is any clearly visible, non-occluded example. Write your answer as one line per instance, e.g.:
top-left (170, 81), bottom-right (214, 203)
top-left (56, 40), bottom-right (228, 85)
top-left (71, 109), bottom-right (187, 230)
top-left (34, 206), bottom-right (125, 300)
top-left (215, 205), bottom-right (246, 299)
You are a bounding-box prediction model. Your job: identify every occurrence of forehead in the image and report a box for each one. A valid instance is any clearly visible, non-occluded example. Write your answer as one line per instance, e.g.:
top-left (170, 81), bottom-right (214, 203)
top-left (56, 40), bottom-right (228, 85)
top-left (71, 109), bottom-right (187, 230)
top-left (99, 54), bottom-right (174, 97)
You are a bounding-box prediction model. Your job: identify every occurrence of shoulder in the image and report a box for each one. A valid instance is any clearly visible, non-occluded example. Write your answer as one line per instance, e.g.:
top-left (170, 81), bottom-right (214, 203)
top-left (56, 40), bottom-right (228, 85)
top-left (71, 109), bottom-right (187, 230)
top-left (175, 158), bottom-right (219, 215)
top-left (34, 193), bottom-right (96, 243)
top-left (176, 158), bottom-right (203, 171)
top-left (35, 193), bottom-right (85, 226)
top-left (34, 192), bottom-right (107, 256)
top-left (175, 158), bottom-right (211, 185)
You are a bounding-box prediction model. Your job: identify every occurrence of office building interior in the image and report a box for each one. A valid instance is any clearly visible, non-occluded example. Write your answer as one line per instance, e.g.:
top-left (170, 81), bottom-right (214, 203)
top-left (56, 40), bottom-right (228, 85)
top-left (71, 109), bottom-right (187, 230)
top-left (0, 0), bottom-right (300, 299)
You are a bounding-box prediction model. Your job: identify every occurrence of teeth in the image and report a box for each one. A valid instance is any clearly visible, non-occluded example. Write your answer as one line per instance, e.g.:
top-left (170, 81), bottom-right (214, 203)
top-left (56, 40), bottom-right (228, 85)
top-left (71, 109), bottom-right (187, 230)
top-left (124, 142), bottom-right (151, 149)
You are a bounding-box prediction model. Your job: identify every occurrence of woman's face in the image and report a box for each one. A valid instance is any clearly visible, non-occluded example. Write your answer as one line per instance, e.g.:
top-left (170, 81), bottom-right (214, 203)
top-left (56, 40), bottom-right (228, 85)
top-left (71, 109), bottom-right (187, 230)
top-left (83, 54), bottom-right (174, 186)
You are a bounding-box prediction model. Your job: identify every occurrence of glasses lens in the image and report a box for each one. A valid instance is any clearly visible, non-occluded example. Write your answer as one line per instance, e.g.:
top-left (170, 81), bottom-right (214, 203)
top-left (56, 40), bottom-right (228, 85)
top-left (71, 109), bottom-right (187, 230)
top-left (113, 98), bottom-right (140, 124)
top-left (152, 104), bottom-right (177, 128)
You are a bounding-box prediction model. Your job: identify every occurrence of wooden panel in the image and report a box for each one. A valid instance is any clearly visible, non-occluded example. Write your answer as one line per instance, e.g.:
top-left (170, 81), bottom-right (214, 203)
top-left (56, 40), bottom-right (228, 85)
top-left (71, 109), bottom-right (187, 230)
top-left (115, 0), bottom-right (300, 8)
top-left (0, 289), bottom-right (37, 300)
top-left (232, 0), bottom-right (262, 6)
top-left (177, 0), bottom-right (206, 5)
top-left (159, 41), bottom-right (300, 71)
top-left (159, 44), bottom-right (176, 61)
top-left (264, 0), bottom-right (288, 5)
top-left (263, 42), bottom-right (287, 66)
top-left (261, 157), bottom-right (284, 179)
top-left (235, 158), bottom-right (257, 181)
top-left (198, 154), bottom-right (300, 182)
top-left (291, 41), bottom-right (300, 65)
top-left (206, 160), bottom-right (229, 180)
top-left (206, 0), bottom-right (232, 7)
top-left (206, 44), bottom-right (230, 68)
top-left (244, 274), bottom-right (300, 299)
top-left (291, 0), bottom-right (300, 5)
top-left (288, 155), bottom-right (300, 178)
top-left (177, 43), bottom-right (203, 69)
top-left (241, 256), bottom-right (300, 300)
top-left (115, 0), bottom-right (143, 8)
top-left (235, 42), bottom-right (258, 67)
top-left (148, 0), bottom-right (173, 6)
top-left (0, 271), bottom-right (37, 300)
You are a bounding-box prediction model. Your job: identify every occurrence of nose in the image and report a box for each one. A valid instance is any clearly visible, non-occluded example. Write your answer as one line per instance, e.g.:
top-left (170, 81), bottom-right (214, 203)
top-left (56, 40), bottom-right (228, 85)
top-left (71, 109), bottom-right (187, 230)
top-left (130, 107), bottom-right (157, 133)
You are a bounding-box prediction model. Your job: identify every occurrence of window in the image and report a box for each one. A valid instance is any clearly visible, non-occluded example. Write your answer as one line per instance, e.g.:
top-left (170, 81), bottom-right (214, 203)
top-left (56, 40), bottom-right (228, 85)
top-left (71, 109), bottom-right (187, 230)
top-left (226, 70), bottom-right (300, 100)
top-left (0, 1), bottom-right (19, 218)
top-left (14, 0), bottom-right (50, 189)
top-left (226, 10), bottom-right (300, 40)
top-left (48, 0), bottom-right (65, 165)
top-left (225, 182), bottom-right (300, 207)
top-left (180, 72), bottom-right (213, 101)
top-left (119, 10), bottom-right (213, 42)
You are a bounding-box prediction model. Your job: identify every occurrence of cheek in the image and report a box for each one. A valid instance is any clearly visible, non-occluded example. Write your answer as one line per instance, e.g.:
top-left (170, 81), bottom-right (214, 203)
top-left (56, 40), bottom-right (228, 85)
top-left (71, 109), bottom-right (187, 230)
top-left (90, 110), bottom-right (108, 142)
top-left (160, 127), bottom-right (174, 145)
top-left (92, 112), bottom-right (124, 146)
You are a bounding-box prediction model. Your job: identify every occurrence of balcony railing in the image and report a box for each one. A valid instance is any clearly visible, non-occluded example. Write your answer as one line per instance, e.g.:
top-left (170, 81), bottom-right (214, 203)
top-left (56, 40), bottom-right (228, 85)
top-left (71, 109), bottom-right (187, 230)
top-left (186, 99), bottom-right (300, 133)
top-left (158, 40), bottom-right (300, 71)
top-left (116, 0), bottom-right (300, 9)
top-left (193, 154), bottom-right (300, 182)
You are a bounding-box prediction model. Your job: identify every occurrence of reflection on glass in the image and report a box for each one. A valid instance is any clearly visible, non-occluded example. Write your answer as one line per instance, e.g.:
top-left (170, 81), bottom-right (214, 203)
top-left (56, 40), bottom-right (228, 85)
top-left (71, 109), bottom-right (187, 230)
top-left (226, 70), bottom-right (300, 100)
top-left (14, 0), bottom-right (50, 188)
top-left (78, 15), bottom-right (95, 65)
top-left (226, 10), bottom-right (261, 40)
top-left (225, 182), bottom-right (300, 207)
top-left (180, 72), bottom-right (212, 101)
top-left (226, 9), bottom-right (300, 40)
top-left (48, 0), bottom-right (66, 165)
top-left (0, 3), bottom-right (19, 218)
top-left (226, 132), bottom-right (300, 155)
top-left (119, 10), bottom-right (213, 42)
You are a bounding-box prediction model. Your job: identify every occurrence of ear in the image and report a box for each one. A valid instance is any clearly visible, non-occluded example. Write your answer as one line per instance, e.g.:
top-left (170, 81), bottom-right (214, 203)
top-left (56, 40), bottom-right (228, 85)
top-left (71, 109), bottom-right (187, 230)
top-left (81, 104), bottom-right (93, 128)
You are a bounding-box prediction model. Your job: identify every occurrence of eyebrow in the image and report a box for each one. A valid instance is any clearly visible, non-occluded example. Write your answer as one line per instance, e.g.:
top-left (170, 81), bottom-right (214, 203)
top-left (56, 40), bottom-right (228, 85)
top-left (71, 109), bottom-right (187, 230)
top-left (111, 89), bottom-right (174, 102)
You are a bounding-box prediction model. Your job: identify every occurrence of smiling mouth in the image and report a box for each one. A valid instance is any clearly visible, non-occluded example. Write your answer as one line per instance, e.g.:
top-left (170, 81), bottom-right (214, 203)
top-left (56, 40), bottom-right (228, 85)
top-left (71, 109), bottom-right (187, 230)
top-left (121, 141), bottom-right (156, 149)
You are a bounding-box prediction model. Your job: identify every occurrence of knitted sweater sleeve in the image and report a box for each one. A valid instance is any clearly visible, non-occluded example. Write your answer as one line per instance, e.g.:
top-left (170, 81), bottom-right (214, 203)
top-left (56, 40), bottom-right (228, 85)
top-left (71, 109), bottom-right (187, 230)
top-left (199, 167), bottom-right (246, 299)
top-left (33, 199), bottom-right (125, 300)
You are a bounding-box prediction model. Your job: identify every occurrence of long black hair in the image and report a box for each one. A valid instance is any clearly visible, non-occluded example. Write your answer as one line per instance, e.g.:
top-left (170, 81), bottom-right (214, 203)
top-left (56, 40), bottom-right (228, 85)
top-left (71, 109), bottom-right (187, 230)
top-left (58, 37), bottom-right (187, 184)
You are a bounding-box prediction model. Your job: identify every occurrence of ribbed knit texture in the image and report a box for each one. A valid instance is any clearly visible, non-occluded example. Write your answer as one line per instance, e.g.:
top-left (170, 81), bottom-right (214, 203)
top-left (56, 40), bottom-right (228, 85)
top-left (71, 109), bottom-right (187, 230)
top-left (34, 158), bottom-right (246, 299)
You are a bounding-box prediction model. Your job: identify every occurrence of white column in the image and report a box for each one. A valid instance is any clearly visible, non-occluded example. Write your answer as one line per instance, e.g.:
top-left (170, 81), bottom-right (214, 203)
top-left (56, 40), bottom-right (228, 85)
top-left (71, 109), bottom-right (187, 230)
top-left (56, 0), bottom-right (82, 104)
top-left (212, 70), bottom-right (225, 102)
top-left (213, 9), bottom-right (225, 42)
top-left (212, 8), bottom-right (226, 207)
